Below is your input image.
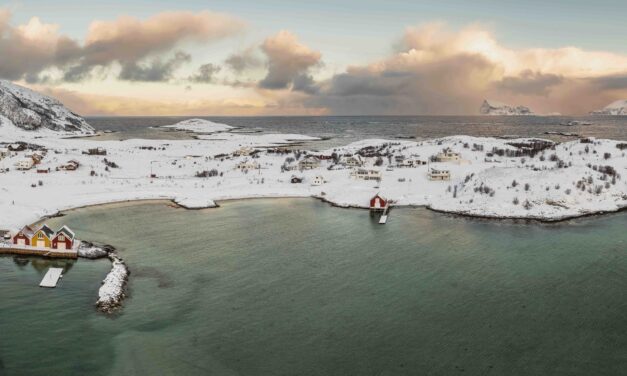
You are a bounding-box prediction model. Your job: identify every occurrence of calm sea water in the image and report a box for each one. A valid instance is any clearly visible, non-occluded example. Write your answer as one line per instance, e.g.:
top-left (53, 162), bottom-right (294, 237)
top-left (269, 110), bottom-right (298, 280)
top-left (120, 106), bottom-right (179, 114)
top-left (1, 199), bottom-right (626, 375)
top-left (85, 116), bottom-right (627, 148)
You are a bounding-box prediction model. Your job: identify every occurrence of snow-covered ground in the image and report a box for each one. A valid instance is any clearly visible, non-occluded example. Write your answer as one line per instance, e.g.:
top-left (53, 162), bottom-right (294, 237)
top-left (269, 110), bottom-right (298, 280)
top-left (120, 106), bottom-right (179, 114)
top-left (96, 252), bottom-right (129, 313)
top-left (1, 118), bottom-right (626, 231)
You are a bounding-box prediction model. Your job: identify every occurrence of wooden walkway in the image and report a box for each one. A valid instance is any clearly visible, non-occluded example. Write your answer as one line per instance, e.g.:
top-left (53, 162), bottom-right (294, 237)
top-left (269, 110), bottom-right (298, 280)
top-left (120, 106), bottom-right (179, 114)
top-left (40, 268), bottom-right (64, 288)
top-left (0, 244), bottom-right (78, 259)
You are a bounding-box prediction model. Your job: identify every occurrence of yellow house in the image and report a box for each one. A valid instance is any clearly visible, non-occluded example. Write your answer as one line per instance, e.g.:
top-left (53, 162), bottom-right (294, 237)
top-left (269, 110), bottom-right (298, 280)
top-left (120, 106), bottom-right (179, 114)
top-left (32, 225), bottom-right (54, 248)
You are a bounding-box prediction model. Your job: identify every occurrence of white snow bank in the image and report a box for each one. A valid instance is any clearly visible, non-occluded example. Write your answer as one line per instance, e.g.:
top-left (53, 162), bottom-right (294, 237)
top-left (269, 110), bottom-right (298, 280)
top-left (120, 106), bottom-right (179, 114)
top-left (161, 118), bottom-right (234, 134)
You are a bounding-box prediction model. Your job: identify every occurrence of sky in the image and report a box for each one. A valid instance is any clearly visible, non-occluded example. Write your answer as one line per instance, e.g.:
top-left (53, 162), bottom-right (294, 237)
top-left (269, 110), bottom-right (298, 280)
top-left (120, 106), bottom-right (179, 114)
top-left (2, 0), bottom-right (627, 116)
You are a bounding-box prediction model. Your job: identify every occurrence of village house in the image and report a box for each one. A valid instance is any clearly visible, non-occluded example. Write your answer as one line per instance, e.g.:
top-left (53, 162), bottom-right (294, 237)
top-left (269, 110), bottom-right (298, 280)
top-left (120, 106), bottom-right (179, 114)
top-left (299, 156), bottom-right (321, 170)
top-left (436, 149), bottom-right (461, 162)
top-left (52, 226), bottom-right (75, 250)
top-left (8, 143), bottom-right (26, 152)
top-left (236, 160), bottom-right (260, 170)
top-left (370, 194), bottom-right (388, 211)
top-left (31, 225), bottom-right (55, 248)
top-left (342, 155), bottom-right (363, 167)
top-left (351, 168), bottom-right (382, 181)
top-left (12, 225), bottom-right (35, 246)
top-left (84, 147), bottom-right (107, 156)
top-left (59, 160), bottom-right (80, 171)
top-left (234, 146), bottom-right (255, 156)
top-left (0, 148), bottom-right (9, 159)
top-left (311, 175), bottom-right (326, 186)
top-left (15, 158), bottom-right (34, 170)
top-left (428, 168), bottom-right (451, 181)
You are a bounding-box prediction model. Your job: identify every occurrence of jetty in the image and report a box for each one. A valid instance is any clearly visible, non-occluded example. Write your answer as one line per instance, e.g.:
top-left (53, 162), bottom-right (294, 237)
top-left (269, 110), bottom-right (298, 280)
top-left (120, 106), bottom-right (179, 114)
top-left (378, 204), bottom-right (390, 224)
top-left (40, 268), bottom-right (64, 288)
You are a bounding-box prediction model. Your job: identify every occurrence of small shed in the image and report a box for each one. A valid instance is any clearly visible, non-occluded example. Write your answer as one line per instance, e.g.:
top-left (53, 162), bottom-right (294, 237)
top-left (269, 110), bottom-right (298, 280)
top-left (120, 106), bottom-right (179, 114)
top-left (12, 225), bottom-right (35, 246)
top-left (52, 226), bottom-right (75, 250)
top-left (370, 194), bottom-right (387, 211)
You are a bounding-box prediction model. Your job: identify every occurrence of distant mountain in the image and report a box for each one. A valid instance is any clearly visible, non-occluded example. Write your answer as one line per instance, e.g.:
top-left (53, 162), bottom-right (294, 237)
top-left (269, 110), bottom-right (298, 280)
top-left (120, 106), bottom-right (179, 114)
top-left (479, 99), bottom-right (535, 116)
top-left (590, 100), bottom-right (627, 115)
top-left (0, 80), bottom-right (94, 135)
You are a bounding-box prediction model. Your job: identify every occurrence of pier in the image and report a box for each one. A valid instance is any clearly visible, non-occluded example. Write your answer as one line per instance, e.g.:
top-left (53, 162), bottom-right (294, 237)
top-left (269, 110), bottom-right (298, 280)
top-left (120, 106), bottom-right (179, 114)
top-left (378, 204), bottom-right (390, 224)
top-left (40, 268), bottom-right (64, 288)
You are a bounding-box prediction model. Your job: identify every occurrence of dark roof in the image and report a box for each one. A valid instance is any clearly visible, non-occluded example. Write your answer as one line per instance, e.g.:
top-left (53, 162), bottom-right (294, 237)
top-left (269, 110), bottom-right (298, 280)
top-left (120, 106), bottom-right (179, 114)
top-left (37, 224), bottom-right (55, 238)
top-left (55, 226), bottom-right (75, 240)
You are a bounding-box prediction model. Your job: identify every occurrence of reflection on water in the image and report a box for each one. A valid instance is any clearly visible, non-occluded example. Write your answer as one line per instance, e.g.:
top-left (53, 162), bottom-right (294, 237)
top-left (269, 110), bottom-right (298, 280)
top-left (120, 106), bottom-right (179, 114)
top-left (1, 199), bottom-right (626, 376)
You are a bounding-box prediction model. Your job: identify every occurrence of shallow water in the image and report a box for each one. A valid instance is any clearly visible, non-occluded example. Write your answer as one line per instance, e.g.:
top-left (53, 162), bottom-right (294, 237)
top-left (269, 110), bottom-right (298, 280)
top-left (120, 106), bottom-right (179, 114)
top-left (1, 199), bottom-right (627, 375)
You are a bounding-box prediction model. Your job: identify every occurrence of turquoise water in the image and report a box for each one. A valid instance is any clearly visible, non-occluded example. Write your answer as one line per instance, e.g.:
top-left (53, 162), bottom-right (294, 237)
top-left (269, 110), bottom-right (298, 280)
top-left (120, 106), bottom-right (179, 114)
top-left (1, 199), bottom-right (627, 375)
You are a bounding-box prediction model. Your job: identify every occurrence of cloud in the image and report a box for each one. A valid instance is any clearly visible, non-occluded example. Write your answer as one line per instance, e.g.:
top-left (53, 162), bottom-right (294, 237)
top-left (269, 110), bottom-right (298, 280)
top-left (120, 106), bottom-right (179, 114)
top-left (224, 47), bottom-right (262, 73)
top-left (189, 63), bottom-right (221, 83)
top-left (258, 31), bottom-right (321, 90)
top-left (0, 9), bottom-right (244, 82)
top-left (118, 51), bottom-right (192, 82)
top-left (495, 70), bottom-right (563, 96)
top-left (303, 23), bottom-right (627, 115)
top-left (0, 10), bottom-right (82, 81)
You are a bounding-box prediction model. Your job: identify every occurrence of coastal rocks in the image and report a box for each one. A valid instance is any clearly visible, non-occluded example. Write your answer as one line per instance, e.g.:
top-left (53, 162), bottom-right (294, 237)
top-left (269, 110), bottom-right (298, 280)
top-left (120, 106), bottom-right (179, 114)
top-left (96, 252), bottom-right (129, 314)
top-left (77, 241), bottom-right (129, 313)
top-left (77, 241), bottom-right (114, 259)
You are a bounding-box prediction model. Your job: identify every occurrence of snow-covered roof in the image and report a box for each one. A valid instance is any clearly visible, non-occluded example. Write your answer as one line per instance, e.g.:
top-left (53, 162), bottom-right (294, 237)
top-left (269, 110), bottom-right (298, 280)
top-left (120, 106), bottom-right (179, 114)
top-left (55, 226), bottom-right (75, 240)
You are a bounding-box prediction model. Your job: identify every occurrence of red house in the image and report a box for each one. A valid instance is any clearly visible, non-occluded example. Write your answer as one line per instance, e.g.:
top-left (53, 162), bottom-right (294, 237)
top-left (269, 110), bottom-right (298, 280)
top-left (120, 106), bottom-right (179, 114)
top-left (52, 226), bottom-right (75, 250)
top-left (12, 225), bottom-right (34, 246)
top-left (370, 194), bottom-right (387, 211)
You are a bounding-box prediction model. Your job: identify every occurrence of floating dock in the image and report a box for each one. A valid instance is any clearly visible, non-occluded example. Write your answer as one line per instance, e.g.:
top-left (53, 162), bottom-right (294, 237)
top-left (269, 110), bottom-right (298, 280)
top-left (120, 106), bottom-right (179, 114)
top-left (39, 268), bottom-right (64, 288)
top-left (378, 204), bottom-right (390, 224)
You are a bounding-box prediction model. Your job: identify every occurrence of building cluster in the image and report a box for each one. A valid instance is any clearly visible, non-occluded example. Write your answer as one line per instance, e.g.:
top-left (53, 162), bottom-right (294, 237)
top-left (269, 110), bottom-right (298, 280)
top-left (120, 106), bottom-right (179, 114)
top-left (11, 224), bottom-right (76, 251)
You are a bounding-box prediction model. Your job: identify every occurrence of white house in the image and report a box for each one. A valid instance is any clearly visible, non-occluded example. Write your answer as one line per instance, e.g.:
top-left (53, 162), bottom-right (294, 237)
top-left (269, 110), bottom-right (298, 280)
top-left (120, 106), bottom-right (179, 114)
top-left (351, 169), bottom-right (382, 181)
top-left (342, 155), bottom-right (363, 167)
top-left (15, 158), bottom-right (34, 170)
top-left (436, 149), bottom-right (461, 162)
top-left (428, 168), bottom-right (450, 181)
top-left (311, 175), bottom-right (326, 186)
top-left (299, 156), bottom-right (321, 170)
top-left (234, 147), bottom-right (255, 156)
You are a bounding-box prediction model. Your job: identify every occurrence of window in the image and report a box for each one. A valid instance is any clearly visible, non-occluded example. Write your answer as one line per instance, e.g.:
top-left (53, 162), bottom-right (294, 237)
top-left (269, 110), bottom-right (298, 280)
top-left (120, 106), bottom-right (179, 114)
top-left (58, 235), bottom-right (65, 241)
top-left (38, 233), bottom-right (43, 239)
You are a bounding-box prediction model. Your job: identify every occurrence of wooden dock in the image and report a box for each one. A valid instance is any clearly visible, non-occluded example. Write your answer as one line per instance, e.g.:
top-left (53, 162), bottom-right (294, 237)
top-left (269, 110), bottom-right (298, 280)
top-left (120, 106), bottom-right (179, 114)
top-left (378, 204), bottom-right (390, 224)
top-left (40, 268), bottom-right (64, 288)
top-left (0, 244), bottom-right (78, 259)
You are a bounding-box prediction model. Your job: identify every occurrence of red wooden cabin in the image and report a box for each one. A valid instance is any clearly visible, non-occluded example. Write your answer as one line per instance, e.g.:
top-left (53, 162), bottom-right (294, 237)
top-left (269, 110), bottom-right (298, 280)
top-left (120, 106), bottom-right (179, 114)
top-left (52, 226), bottom-right (75, 250)
top-left (12, 225), bottom-right (34, 246)
top-left (369, 194), bottom-right (387, 211)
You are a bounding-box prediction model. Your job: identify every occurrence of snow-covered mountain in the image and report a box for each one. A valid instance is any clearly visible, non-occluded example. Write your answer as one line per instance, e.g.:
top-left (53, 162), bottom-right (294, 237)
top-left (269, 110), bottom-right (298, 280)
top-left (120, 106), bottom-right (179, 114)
top-left (590, 100), bottom-right (627, 115)
top-left (0, 80), bottom-right (94, 135)
top-left (479, 99), bottom-right (535, 116)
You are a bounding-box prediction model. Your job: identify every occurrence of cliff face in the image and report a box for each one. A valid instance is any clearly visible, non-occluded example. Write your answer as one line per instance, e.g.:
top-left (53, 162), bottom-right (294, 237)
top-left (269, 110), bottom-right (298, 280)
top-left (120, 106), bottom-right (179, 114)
top-left (0, 80), bottom-right (94, 134)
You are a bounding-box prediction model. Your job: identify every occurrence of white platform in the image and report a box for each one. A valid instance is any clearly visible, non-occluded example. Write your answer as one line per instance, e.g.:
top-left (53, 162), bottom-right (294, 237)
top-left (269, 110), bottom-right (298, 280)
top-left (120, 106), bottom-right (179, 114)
top-left (40, 268), bottom-right (64, 288)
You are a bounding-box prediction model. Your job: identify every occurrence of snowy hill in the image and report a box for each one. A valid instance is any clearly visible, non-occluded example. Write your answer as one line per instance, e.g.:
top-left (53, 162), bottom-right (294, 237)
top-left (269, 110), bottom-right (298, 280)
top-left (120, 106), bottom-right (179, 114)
top-left (0, 80), bottom-right (94, 135)
top-left (590, 100), bottom-right (627, 115)
top-left (479, 99), bottom-right (535, 116)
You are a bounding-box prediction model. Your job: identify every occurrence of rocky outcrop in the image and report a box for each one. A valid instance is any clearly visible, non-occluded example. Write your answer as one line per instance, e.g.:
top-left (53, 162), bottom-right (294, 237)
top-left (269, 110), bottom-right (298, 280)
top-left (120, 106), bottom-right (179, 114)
top-left (0, 80), bottom-right (94, 134)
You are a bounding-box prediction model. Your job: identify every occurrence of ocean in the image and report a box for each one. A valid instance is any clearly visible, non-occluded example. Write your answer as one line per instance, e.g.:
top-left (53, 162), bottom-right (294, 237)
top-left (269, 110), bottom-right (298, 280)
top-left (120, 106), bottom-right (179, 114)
top-left (85, 115), bottom-right (627, 149)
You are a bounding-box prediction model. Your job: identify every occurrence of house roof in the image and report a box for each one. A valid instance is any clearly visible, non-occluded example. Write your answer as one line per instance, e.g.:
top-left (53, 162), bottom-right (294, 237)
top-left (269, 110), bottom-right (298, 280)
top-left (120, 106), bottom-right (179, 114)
top-left (16, 225), bottom-right (35, 238)
top-left (55, 226), bottom-right (75, 240)
top-left (36, 224), bottom-right (55, 238)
